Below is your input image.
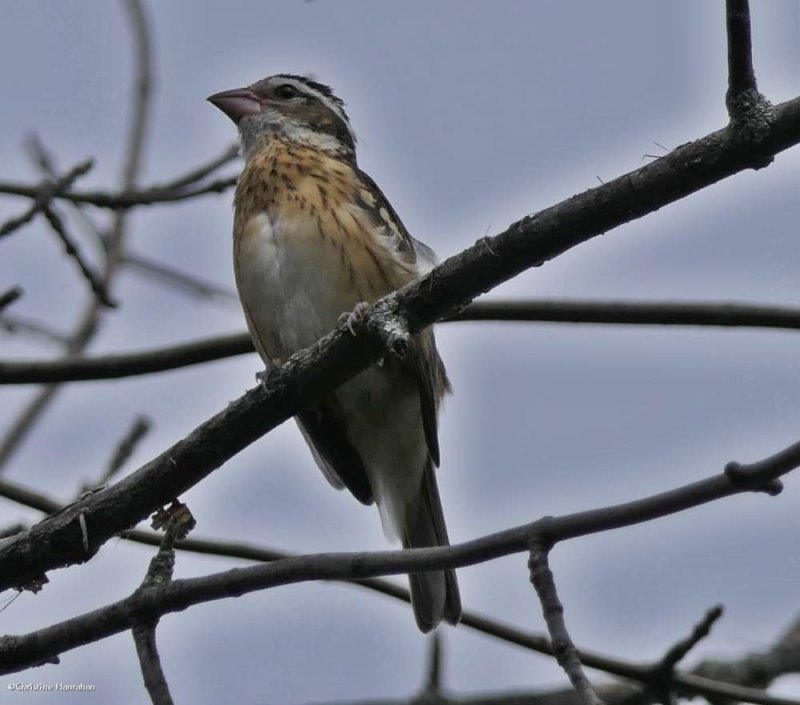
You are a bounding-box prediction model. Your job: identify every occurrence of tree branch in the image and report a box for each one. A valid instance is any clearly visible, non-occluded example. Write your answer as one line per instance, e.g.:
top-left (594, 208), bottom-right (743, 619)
top-left (132, 623), bottom-right (174, 705)
top-left (0, 474), bottom-right (795, 705)
top-left (0, 287), bottom-right (23, 312)
top-left (131, 513), bottom-right (188, 705)
top-left (41, 205), bottom-right (116, 308)
top-left (152, 142), bottom-right (238, 191)
top-left (2, 89), bottom-right (800, 586)
top-left (122, 251), bottom-right (239, 303)
top-left (88, 415), bottom-right (152, 489)
top-left (726, 0), bottom-right (758, 110)
top-left (0, 175), bottom-right (237, 210)
top-left (0, 314), bottom-right (70, 348)
top-left (7, 296), bottom-right (800, 384)
top-left (0, 433), bottom-right (798, 698)
top-left (529, 539), bottom-right (603, 705)
top-left (0, 160), bottom-right (93, 239)
top-left (658, 605), bottom-right (723, 673)
top-left (0, 0), bottom-right (154, 473)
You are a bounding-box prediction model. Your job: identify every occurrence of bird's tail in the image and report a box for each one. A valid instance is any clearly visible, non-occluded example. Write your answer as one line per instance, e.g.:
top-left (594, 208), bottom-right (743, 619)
top-left (402, 461), bottom-right (461, 633)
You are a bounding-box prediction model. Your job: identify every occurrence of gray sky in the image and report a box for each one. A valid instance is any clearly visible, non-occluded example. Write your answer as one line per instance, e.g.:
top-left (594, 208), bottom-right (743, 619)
top-left (2, 1), bottom-right (800, 703)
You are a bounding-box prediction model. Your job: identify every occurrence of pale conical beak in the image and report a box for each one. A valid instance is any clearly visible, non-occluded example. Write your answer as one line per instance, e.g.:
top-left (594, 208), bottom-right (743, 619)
top-left (207, 88), bottom-right (263, 124)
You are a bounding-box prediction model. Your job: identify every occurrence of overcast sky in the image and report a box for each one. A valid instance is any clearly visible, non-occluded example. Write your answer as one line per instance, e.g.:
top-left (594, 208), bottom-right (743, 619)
top-left (2, 1), bottom-right (800, 703)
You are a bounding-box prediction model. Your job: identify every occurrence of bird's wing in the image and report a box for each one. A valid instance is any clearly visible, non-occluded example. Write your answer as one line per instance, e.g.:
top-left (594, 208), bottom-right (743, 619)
top-left (296, 402), bottom-right (374, 505)
top-left (356, 168), bottom-right (450, 465)
top-left (355, 169), bottom-right (438, 275)
top-left (412, 330), bottom-right (451, 467)
top-left (240, 288), bottom-right (374, 505)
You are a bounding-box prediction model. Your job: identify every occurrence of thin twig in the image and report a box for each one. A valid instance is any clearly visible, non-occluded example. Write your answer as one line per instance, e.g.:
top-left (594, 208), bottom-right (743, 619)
top-left (423, 632), bottom-right (443, 697)
top-left (0, 175), bottom-right (237, 210)
top-left (96, 415), bottom-right (152, 487)
top-left (726, 0), bottom-right (758, 110)
top-left (724, 0), bottom-right (772, 169)
top-left (1, 428), bottom-right (800, 689)
top-left (41, 205), bottom-right (116, 308)
top-left (528, 539), bottom-right (603, 705)
top-left (0, 315), bottom-right (70, 348)
top-left (0, 0), bottom-right (154, 474)
top-left (644, 606), bottom-right (725, 705)
top-left (692, 611), bottom-right (800, 693)
top-left (132, 624), bottom-right (174, 705)
top-left (123, 252), bottom-right (239, 303)
top-left (0, 475), bottom-right (794, 705)
top-left (0, 159), bottom-right (93, 239)
top-left (152, 142), bottom-right (239, 191)
top-left (1, 75), bottom-right (800, 685)
top-left (26, 133), bottom-right (111, 257)
top-left (131, 515), bottom-right (185, 705)
top-left (0, 288), bottom-right (23, 312)
top-left (0, 388), bottom-right (63, 471)
top-left (659, 606), bottom-right (724, 672)
top-left (24, 133), bottom-right (58, 175)
top-left (20, 131), bottom-right (238, 209)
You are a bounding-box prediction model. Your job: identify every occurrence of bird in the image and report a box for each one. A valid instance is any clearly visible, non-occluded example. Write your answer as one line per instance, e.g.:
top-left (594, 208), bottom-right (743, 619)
top-left (208, 74), bottom-right (461, 632)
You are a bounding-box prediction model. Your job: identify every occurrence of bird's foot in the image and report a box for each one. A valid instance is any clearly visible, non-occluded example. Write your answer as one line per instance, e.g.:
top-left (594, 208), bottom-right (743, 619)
top-left (255, 366), bottom-right (277, 389)
top-left (338, 301), bottom-right (371, 336)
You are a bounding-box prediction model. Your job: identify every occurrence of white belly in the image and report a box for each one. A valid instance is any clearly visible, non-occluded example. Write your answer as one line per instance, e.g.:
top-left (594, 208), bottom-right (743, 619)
top-left (235, 212), bottom-right (361, 364)
top-left (234, 211), bottom-right (429, 540)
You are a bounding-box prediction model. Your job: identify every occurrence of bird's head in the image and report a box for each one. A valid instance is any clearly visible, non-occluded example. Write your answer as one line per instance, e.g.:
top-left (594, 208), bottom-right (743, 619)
top-left (208, 74), bottom-right (356, 160)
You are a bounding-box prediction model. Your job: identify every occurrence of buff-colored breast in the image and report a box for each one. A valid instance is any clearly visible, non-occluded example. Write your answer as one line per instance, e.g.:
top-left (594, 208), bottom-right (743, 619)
top-left (233, 140), bottom-right (416, 363)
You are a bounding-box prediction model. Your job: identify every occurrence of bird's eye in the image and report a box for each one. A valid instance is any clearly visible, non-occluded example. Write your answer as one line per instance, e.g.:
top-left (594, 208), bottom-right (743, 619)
top-left (275, 84), bottom-right (298, 100)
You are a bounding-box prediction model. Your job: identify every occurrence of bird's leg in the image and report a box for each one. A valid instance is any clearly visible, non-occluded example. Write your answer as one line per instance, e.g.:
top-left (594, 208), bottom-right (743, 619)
top-left (338, 301), bottom-right (371, 336)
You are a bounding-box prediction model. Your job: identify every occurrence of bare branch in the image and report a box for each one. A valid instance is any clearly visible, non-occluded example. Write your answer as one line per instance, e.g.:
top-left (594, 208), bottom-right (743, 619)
top-left (0, 159), bottom-right (93, 238)
top-left (131, 513), bottom-right (188, 705)
top-left (0, 0), bottom-right (154, 474)
top-left (659, 606), bottom-right (724, 673)
top-left (0, 475), bottom-right (795, 705)
top-left (25, 133), bottom-right (112, 256)
top-left (119, 0), bottom-right (153, 191)
top-left (693, 611), bottom-right (800, 692)
top-left (153, 142), bottom-right (239, 191)
top-left (96, 415), bottom-right (152, 487)
top-left (0, 332), bottom-right (253, 383)
top-left (0, 175), bottom-right (237, 210)
top-left (0, 314), bottom-right (70, 348)
top-left (450, 298), bottom-right (800, 329)
top-left (0, 386), bottom-right (63, 472)
top-left (132, 624), bottom-right (174, 705)
top-left (12, 138), bottom-right (238, 214)
top-left (726, 0), bottom-right (758, 108)
top-left (529, 539), bottom-right (603, 705)
top-left (24, 133), bottom-right (59, 175)
top-left (0, 288), bottom-right (23, 312)
top-left (122, 252), bottom-right (239, 303)
top-left (639, 606), bottom-right (726, 705)
top-left (10, 296), bottom-right (800, 384)
top-left (1, 427), bottom-right (799, 689)
top-left (422, 633), bottom-right (443, 698)
top-left (724, 0), bottom-right (773, 174)
top-left (2, 85), bottom-right (800, 584)
top-left (41, 205), bottom-right (116, 308)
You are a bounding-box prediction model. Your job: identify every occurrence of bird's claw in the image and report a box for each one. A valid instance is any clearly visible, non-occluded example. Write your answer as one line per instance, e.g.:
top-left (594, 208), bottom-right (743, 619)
top-left (255, 368), bottom-right (274, 389)
top-left (339, 302), bottom-right (371, 336)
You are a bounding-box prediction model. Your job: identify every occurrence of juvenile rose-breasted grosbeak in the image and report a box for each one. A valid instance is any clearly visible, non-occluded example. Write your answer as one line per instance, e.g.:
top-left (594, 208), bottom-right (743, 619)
top-left (208, 74), bottom-right (461, 632)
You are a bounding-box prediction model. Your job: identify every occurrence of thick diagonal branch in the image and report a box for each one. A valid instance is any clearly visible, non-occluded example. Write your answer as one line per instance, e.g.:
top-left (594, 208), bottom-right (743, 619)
top-left (1, 93), bottom-right (799, 593)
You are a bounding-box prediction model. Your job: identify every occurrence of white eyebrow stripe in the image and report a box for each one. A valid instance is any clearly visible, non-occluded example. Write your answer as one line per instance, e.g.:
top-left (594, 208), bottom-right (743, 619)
top-left (275, 76), bottom-right (356, 146)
